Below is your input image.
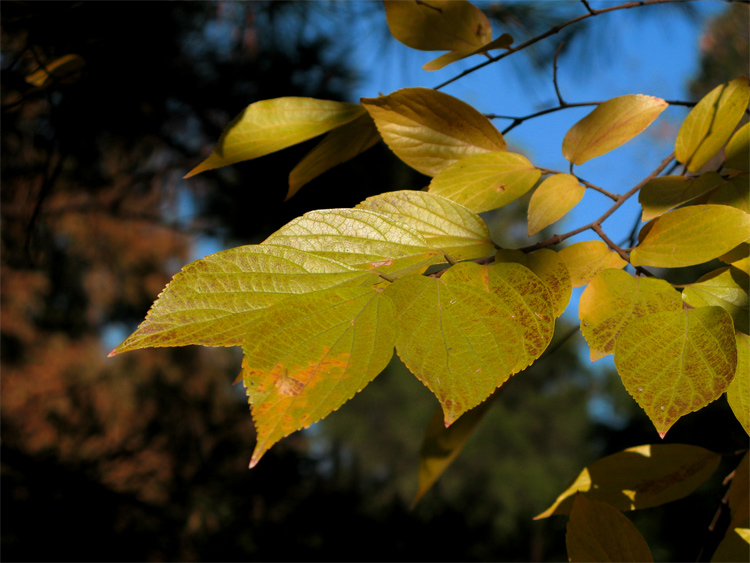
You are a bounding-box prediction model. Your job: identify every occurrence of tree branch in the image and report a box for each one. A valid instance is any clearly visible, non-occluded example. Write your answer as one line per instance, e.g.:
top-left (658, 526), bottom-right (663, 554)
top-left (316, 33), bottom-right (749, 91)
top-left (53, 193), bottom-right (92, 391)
top-left (538, 167), bottom-right (619, 201)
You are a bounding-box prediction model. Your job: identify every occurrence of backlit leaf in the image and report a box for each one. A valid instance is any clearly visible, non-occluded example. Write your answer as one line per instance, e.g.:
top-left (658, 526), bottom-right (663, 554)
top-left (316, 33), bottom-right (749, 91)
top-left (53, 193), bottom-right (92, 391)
top-left (384, 274), bottom-right (526, 425)
top-left (727, 334), bottom-right (749, 435)
top-left (287, 112), bottom-right (380, 200)
top-left (683, 267), bottom-right (749, 334)
top-left (361, 88), bottom-right (506, 177)
top-left (527, 173), bottom-right (585, 235)
top-left (428, 151), bottom-right (541, 213)
top-left (185, 98), bottom-right (365, 178)
top-left (423, 34), bottom-right (514, 72)
top-left (413, 399), bottom-right (494, 507)
top-left (240, 287), bottom-right (397, 467)
top-left (708, 173), bottom-right (750, 213)
top-left (558, 241), bottom-right (628, 288)
top-left (262, 208), bottom-right (444, 278)
top-left (356, 190), bottom-right (494, 260)
top-left (579, 269), bottom-right (683, 362)
top-left (110, 245), bottom-right (378, 354)
top-left (724, 122), bottom-right (750, 171)
top-left (563, 95), bottom-right (668, 165)
top-left (25, 53), bottom-right (85, 88)
top-left (639, 172), bottom-right (725, 222)
top-left (630, 205), bottom-right (750, 268)
top-left (535, 443), bottom-right (721, 518)
top-left (566, 495), bottom-right (653, 563)
top-left (676, 78), bottom-right (750, 173)
top-left (615, 307), bottom-right (737, 437)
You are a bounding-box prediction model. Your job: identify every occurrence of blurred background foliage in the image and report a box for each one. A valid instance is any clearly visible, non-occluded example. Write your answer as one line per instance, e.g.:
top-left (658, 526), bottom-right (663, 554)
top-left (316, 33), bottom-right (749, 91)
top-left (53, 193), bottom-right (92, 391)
top-left (1, 2), bottom-right (747, 561)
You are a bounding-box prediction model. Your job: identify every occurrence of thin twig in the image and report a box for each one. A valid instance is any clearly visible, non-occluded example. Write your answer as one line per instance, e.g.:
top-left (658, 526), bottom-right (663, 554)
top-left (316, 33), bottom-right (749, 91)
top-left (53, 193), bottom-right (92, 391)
top-left (553, 42), bottom-right (566, 105)
top-left (580, 0), bottom-right (597, 15)
top-left (538, 167), bottom-right (619, 201)
top-left (592, 224), bottom-right (630, 262)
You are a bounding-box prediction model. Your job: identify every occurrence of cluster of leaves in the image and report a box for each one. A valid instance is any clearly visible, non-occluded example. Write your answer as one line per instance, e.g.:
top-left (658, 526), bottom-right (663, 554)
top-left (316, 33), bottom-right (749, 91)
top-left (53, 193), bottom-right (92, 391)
top-left (112, 0), bottom-right (749, 559)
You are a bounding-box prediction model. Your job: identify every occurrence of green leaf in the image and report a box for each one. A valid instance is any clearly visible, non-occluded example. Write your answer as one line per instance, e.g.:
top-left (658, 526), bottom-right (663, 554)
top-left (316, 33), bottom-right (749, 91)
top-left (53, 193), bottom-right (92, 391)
top-left (535, 443), bottom-right (721, 518)
top-left (184, 98), bottom-right (365, 178)
top-left (558, 241), bottom-right (628, 288)
top-left (676, 78), bottom-right (750, 173)
top-left (631, 205), bottom-right (750, 268)
top-left (262, 208), bottom-right (444, 278)
top-left (562, 95), bottom-right (668, 165)
top-left (287, 112), bottom-right (381, 200)
top-left (527, 173), bottom-right (585, 235)
top-left (708, 173), bottom-right (750, 213)
top-left (412, 399), bottom-right (494, 507)
top-left (639, 172), bottom-right (725, 222)
top-left (240, 287), bottom-right (397, 467)
top-left (566, 495), bottom-right (654, 563)
top-left (727, 334), bottom-right (749, 435)
top-left (496, 248), bottom-right (572, 318)
top-left (361, 88), bottom-right (506, 177)
top-left (720, 243), bottom-right (750, 275)
top-left (110, 245), bottom-right (379, 355)
top-left (423, 34), bottom-right (514, 72)
top-left (356, 190), bottom-right (494, 260)
top-left (724, 122), bottom-right (750, 171)
top-left (615, 307), bottom-right (737, 437)
top-left (579, 269), bottom-right (683, 362)
top-left (384, 273), bottom-right (526, 425)
top-left (683, 267), bottom-right (749, 334)
top-left (428, 152), bottom-right (541, 213)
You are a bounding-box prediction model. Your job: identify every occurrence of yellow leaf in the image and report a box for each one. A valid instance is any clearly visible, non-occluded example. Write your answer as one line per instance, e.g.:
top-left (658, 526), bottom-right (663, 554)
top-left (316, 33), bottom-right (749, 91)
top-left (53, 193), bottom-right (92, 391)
top-left (25, 54), bottom-right (85, 88)
top-left (683, 267), bottom-right (750, 334)
top-left (527, 173), bottom-right (585, 235)
top-left (676, 78), bottom-right (750, 173)
top-left (719, 243), bottom-right (750, 275)
top-left (558, 240), bottom-right (627, 288)
top-left (639, 172), bottom-right (725, 222)
top-left (711, 518), bottom-right (750, 562)
top-left (724, 122), bottom-right (750, 171)
top-left (361, 88), bottom-right (506, 177)
top-left (423, 34), bottom-right (514, 72)
top-left (727, 335), bottom-right (750, 435)
top-left (707, 173), bottom-right (750, 213)
top-left (563, 95), bottom-right (668, 165)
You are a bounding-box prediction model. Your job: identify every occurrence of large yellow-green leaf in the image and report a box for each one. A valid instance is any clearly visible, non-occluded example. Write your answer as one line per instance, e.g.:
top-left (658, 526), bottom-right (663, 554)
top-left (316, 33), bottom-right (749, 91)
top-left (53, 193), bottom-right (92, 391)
top-left (614, 307), bottom-right (737, 437)
top-left (579, 269), bottom-right (683, 362)
top-left (184, 98), bottom-right (365, 178)
top-left (708, 173), bottom-right (750, 213)
top-left (442, 261), bottom-right (555, 367)
top-left (527, 173), bottom-right (585, 235)
top-left (287, 112), bottom-right (380, 200)
top-left (639, 172), bottom-right (725, 222)
top-left (110, 245), bottom-right (379, 355)
top-left (496, 248), bottom-right (572, 317)
top-left (240, 287), bottom-right (397, 467)
top-left (558, 240), bottom-right (628, 288)
top-left (428, 152), bottom-right (541, 213)
top-left (535, 443), bottom-right (720, 518)
top-left (423, 34), bottom-right (514, 72)
top-left (683, 267), bottom-right (749, 334)
top-left (724, 122), bottom-right (750, 171)
top-left (384, 274), bottom-right (526, 425)
top-left (413, 399), bottom-right (494, 507)
top-left (727, 334), bottom-right (749, 435)
top-left (562, 95), bottom-right (668, 166)
top-left (675, 78), bottom-right (750, 173)
top-left (630, 205), bottom-right (750, 268)
top-left (720, 243), bottom-right (750, 275)
top-left (262, 208), bottom-right (444, 277)
top-left (356, 190), bottom-right (494, 260)
top-left (361, 88), bottom-right (506, 177)
top-left (566, 495), bottom-right (654, 563)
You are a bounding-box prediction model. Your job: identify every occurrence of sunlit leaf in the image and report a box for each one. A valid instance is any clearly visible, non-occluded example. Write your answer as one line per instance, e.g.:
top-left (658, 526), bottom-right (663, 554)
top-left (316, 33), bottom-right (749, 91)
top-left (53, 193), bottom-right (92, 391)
top-left (566, 494), bottom-right (653, 563)
top-left (712, 519), bottom-right (750, 563)
top-left (428, 151), bottom-right (541, 213)
top-left (356, 190), bottom-right (494, 260)
top-left (707, 173), bottom-right (750, 213)
top-left (631, 205), bottom-right (750, 268)
top-left (241, 287), bottom-right (397, 467)
top-left (676, 78), bottom-right (750, 173)
top-left (563, 95), bottom-right (668, 165)
top-left (361, 88), bottom-right (506, 177)
top-left (287, 112), bottom-right (381, 200)
top-left (496, 248), bottom-right (572, 318)
top-left (639, 172), bottom-right (725, 222)
top-left (558, 240), bottom-right (628, 288)
top-left (527, 173), bottom-right (585, 235)
top-left (25, 54), bottom-right (85, 88)
top-left (413, 399), bottom-right (494, 507)
top-left (579, 269), bottom-right (682, 362)
top-left (724, 122), bottom-right (750, 171)
top-left (185, 98), bottom-right (365, 178)
top-left (719, 243), bottom-right (750, 275)
top-left (423, 34), bottom-right (513, 72)
top-left (262, 208), bottom-right (444, 277)
top-left (615, 307), bottom-right (737, 437)
top-left (727, 334), bottom-right (749, 435)
top-left (110, 245), bottom-right (378, 354)
top-left (384, 273), bottom-right (526, 425)
top-left (535, 443), bottom-right (721, 518)
top-left (683, 267), bottom-right (749, 334)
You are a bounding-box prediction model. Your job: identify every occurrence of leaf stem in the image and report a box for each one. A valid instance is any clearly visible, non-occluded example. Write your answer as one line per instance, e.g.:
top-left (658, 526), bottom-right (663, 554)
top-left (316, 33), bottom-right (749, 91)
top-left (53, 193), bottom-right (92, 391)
top-left (538, 167), bottom-right (619, 201)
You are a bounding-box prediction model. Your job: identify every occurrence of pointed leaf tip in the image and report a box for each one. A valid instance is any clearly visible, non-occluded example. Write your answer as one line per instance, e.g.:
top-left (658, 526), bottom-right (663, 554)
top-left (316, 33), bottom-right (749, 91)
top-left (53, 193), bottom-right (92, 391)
top-left (107, 349), bottom-right (118, 358)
